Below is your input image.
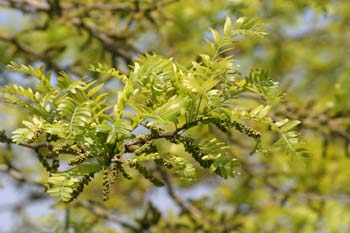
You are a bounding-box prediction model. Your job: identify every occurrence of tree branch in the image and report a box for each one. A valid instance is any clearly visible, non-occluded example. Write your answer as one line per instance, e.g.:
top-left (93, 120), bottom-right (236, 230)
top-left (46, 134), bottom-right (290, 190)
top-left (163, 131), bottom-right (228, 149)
top-left (1, 130), bottom-right (50, 153)
top-left (71, 18), bottom-right (133, 65)
top-left (157, 167), bottom-right (203, 222)
top-left (0, 34), bottom-right (60, 71)
top-left (0, 163), bottom-right (43, 187)
top-left (0, 162), bottom-right (140, 231)
top-left (74, 200), bottom-right (139, 232)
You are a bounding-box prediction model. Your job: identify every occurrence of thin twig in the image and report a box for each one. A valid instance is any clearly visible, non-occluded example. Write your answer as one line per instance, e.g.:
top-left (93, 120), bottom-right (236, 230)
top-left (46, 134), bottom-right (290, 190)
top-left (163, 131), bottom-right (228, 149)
top-left (71, 18), bottom-right (133, 64)
top-left (157, 167), bottom-right (203, 222)
top-left (64, 206), bottom-right (70, 231)
top-left (74, 200), bottom-right (139, 232)
top-left (0, 164), bottom-right (43, 187)
top-left (0, 162), bottom-right (140, 231)
top-left (18, 142), bottom-right (49, 150)
top-left (0, 34), bottom-right (60, 71)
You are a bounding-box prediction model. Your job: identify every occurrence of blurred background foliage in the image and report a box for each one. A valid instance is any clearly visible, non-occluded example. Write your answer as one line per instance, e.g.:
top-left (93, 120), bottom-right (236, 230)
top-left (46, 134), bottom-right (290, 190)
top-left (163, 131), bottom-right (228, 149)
top-left (0, 0), bottom-right (349, 232)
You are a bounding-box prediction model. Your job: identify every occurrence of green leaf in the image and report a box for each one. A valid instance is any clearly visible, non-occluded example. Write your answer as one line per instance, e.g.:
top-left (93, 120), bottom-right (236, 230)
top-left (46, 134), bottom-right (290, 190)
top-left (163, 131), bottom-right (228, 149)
top-left (224, 17), bottom-right (232, 36)
top-left (250, 105), bottom-right (264, 116)
top-left (6, 62), bottom-right (52, 90)
top-left (89, 63), bottom-right (128, 83)
top-left (66, 164), bottom-right (102, 176)
top-left (209, 28), bottom-right (221, 43)
top-left (275, 119), bottom-right (289, 128)
top-left (258, 105), bottom-right (272, 118)
top-left (57, 97), bottom-right (92, 131)
top-left (46, 174), bottom-right (80, 202)
top-left (87, 83), bottom-right (104, 97)
top-left (234, 17), bottom-right (268, 38)
top-left (280, 120), bottom-right (301, 133)
top-left (245, 69), bottom-right (279, 101)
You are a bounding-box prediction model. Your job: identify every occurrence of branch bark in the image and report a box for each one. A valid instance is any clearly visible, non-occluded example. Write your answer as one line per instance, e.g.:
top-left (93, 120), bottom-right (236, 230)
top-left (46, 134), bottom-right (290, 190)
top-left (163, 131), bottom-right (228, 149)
top-left (0, 162), bottom-right (140, 231)
top-left (157, 167), bottom-right (203, 222)
top-left (74, 200), bottom-right (139, 232)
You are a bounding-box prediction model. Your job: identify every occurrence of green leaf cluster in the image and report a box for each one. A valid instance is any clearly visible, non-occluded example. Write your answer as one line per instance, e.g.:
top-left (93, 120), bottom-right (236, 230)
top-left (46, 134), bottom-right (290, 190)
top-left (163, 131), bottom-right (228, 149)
top-left (0, 17), bottom-right (306, 202)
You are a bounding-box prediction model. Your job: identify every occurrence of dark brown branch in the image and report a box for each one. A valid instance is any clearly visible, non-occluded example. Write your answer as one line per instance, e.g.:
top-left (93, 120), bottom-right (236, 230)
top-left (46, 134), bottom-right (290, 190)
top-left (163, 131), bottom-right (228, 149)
top-left (74, 200), bottom-right (139, 232)
top-left (78, 2), bottom-right (133, 12)
top-left (0, 34), bottom-right (60, 71)
top-left (144, 0), bottom-right (179, 12)
top-left (0, 0), bottom-right (177, 14)
top-left (18, 142), bottom-right (49, 150)
top-left (71, 18), bottom-right (133, 64)
top-left (0, 130), bottom-right (49, 150)
top-left (0, 164), bottom-right (43, 187)
top-left (48, 0), bottom-right (62, 17)
top-left (157, 167), bottom-right (203, 221)
top-left (20, 0), bottom-right (49, 10)
top-left (122, 121), bottom-right (198, 154)
top-left (0, 0), bottom-right (180, 69)
top-left (0, 34), bottom-right (45, 59)
top-left (0, 0), bottom-right (50, 11)
top-left (0, 162), bottom-right (140, 231)
top-left (0, 0), bottom-right (71, 12)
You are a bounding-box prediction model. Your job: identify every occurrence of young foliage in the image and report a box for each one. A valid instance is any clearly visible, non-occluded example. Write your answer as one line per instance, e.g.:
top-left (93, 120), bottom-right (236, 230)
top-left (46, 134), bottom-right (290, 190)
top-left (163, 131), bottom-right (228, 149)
top-left (233, 17), bottom-right (268, 38)
top-left (0, 17), bottom-right (307, 202)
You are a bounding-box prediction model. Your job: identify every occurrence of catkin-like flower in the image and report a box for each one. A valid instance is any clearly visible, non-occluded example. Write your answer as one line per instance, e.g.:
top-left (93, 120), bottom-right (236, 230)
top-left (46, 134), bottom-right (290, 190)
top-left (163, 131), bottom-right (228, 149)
top-left (110, 162), bottom-right (119, 183)
top-left (68, 152), bottom-right (93, 165)
top-left (199, 116), bottom-right (261, 138)
top-left (155, 159), bottom-right (173, 169)
top-left (231, 121), bottom-right (261, 138)
top-left (27, 129), bottom-right (43, 143)
top-left (37, 152), bottom-right (52, 172)
top-left (134, 141), bottom-right (157, 155)
top-left (177, 135), bottom-right (212, 168)
top-left (112, 159), bottom-right (132, 180)
top-left (0, 130), bottom-right (8, 143)
top-left (102, 169), bottom-right (110, 201)
top-left (68, 173), bottom-right (95, 202)
top-left (46, 133), bottom-right (59, 142)
top-left (51, 159), bottom-right (60, 172)
top-left (129, 162), bottom-right (164, 187)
